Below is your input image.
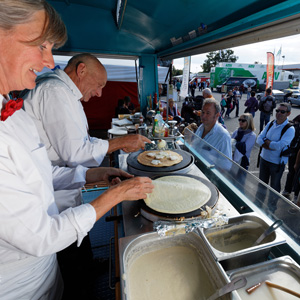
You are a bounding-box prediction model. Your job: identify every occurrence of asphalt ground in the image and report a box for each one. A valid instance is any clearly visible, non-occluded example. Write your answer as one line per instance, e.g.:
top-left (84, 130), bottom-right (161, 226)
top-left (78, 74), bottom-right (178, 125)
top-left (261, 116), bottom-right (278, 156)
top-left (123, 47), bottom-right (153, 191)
top-left (173, 89), bottom-right (300, 197)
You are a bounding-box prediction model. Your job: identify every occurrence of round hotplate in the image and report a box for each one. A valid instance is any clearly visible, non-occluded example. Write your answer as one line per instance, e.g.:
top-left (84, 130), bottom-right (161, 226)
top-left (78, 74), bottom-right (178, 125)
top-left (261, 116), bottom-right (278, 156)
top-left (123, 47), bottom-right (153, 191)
top-left (139, 174), bottom-right (219, 222)
top-left (127, 149), bottom-right (194, 177)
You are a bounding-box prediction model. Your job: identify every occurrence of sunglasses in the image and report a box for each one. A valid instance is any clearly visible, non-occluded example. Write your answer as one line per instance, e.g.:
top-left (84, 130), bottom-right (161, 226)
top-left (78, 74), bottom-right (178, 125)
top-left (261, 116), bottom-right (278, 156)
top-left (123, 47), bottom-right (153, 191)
top-left (238, 119), bottom-right (247, 123)
top-left (276, 109), bottom-right (288, 114)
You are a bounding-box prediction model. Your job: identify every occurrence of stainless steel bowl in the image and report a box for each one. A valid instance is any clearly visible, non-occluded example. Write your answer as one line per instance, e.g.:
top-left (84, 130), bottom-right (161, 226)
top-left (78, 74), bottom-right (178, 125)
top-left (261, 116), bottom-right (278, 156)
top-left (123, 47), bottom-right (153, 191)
top-left (198, 213), bottom-right (286, 271)
top-left (119, 232), bottom-right (231, 300)
top-left (227, 255), bottom-right (300, 299)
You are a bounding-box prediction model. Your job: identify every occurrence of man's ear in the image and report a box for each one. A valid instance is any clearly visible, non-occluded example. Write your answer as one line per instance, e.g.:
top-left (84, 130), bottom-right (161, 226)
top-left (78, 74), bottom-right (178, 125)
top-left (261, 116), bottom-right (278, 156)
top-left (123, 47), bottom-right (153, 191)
top-left (76, 62), bottom-right (87, 79)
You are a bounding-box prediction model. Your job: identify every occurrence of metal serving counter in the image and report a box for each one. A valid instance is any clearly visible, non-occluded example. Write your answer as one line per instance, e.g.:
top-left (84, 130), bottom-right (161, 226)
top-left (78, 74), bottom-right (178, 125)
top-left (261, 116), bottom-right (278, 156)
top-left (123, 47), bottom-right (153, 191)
top-left (118, 153), bottom-right (239, 237)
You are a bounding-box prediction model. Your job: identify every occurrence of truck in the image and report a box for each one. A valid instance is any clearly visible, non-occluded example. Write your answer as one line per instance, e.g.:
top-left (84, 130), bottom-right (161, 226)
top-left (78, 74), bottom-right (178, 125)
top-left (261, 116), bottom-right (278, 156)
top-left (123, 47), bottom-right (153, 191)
top-left (210, 62), bottom-right (294, 91)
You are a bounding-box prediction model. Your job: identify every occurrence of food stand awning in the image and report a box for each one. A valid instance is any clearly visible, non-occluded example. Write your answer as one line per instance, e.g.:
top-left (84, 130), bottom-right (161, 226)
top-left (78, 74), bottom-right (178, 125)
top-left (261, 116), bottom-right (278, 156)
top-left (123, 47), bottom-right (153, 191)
top-left (48, 0), bottom-right (300, 112)
top-left (49, 0), bottom-right (300, 59)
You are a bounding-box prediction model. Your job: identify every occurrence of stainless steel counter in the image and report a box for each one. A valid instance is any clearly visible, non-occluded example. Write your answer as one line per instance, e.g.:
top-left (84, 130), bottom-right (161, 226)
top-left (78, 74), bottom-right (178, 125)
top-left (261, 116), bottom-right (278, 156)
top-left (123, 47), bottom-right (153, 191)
top-left (119, 153), bottom-right (239, 237)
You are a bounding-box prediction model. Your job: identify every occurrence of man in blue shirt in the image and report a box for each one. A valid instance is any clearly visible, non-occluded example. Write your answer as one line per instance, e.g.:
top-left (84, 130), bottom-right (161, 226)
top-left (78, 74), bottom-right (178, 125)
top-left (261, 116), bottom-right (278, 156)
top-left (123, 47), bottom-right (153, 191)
top-left (194, 98), bottom-right (232, 159)
top-left (257, 103), bottom-right (295, 193)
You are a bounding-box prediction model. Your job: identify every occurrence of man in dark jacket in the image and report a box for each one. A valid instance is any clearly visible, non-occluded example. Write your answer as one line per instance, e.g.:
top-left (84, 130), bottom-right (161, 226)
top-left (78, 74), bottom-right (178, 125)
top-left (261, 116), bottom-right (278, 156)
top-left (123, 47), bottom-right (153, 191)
top-left (258, 88), bottom-right (276, 132)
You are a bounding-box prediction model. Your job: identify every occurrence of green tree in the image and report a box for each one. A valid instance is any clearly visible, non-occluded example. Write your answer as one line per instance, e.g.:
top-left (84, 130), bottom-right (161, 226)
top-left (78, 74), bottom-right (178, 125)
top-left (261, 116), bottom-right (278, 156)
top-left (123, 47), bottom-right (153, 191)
top-left (172, 65), bottom-right (183, 76)
top-left (202, 50), bottom-right (238, 72)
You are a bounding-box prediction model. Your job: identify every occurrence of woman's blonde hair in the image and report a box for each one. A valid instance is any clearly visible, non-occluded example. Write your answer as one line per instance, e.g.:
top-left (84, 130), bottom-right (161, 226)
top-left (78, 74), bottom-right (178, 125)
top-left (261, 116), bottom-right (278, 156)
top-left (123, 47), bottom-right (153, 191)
top-left (240, 113), bottom-right (255, 131)
top-left (0, 0), bottom-right (67, 49)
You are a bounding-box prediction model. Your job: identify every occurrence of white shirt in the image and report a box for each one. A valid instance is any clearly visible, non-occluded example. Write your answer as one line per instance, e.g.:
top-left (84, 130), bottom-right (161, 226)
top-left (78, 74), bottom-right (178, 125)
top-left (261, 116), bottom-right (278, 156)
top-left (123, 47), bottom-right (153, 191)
top-left (23, 69), bottom-right (109, 168)
top-left (195, 122), bottom-right (232, 159)
top-left (0, 95), bottom-right (96, 299)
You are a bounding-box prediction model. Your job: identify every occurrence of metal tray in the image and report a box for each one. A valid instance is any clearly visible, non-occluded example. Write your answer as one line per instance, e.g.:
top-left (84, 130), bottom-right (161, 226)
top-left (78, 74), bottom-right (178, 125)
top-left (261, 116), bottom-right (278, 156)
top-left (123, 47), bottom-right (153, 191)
top-left (119, 232), bottom-right (231, 300)
top-left (227, 255), bottom-right (300, 299)
top-left (198, 213), bottom-right (286, 270)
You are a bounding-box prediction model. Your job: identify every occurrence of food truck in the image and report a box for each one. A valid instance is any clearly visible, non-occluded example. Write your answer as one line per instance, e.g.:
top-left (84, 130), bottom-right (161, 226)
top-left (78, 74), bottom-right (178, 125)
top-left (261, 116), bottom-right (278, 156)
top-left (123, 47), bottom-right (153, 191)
top-left (211, 62), bottom-right (294, 92)
top-left (34, 1), bottom-right (300, 299)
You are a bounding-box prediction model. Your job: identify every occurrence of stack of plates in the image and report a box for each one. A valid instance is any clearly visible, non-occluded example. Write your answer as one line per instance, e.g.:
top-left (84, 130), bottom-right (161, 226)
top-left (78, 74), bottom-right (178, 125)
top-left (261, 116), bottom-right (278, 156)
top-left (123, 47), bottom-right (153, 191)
top-left (108, 127), bottom-right (128, 136)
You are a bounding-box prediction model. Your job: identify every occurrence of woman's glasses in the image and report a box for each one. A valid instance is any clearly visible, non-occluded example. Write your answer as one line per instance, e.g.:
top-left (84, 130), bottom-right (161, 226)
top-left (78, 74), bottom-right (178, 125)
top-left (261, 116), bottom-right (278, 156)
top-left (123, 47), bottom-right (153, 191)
top-left (238, 119), bottom-right (247, 123)
top-left (275, 109), bottom-right (288, 114)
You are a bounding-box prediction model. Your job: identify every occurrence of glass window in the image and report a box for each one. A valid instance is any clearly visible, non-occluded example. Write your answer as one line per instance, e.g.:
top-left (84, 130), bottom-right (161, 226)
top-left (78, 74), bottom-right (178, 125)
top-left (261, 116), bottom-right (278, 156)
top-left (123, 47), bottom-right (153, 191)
top-left (184, 129), bottom-right (300, 255)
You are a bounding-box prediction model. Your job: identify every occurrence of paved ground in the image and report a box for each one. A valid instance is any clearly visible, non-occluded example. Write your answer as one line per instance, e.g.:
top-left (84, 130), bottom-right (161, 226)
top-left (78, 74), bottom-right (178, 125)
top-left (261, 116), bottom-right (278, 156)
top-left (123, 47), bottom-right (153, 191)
top-left (172, 89), bottom-right (300, 196)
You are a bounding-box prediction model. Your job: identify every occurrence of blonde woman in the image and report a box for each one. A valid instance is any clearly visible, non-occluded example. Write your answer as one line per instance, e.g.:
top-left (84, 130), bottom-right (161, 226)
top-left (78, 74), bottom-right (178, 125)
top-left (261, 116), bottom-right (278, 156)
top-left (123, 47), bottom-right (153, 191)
top-left (0, 1), bottom-right (153, 298)
top-left (231, 113), bottom-right (256, 169)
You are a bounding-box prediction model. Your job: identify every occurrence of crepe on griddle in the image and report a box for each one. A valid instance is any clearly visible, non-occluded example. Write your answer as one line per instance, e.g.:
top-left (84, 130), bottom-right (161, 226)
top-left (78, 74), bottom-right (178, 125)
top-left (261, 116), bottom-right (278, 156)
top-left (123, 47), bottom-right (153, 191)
top-left (137, 150), bottom-right (183, 167)
top-left (144, 176), bottom-right (211, 214)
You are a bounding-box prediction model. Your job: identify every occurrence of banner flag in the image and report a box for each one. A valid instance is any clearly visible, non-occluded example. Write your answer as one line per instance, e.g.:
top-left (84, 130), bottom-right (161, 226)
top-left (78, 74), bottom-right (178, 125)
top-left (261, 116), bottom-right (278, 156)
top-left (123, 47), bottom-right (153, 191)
top-left (266, 52), bottom-right (275, 90)
top-left (180, 56), bottom-right (190, 98)
top-left (276, 46), bottom-right (282, 57)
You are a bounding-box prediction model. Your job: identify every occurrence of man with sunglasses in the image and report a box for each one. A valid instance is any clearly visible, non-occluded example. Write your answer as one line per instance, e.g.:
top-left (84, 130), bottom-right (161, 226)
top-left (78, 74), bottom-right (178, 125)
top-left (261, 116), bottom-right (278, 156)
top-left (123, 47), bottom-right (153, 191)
top-left (257, 103), bottom-right (295, 210)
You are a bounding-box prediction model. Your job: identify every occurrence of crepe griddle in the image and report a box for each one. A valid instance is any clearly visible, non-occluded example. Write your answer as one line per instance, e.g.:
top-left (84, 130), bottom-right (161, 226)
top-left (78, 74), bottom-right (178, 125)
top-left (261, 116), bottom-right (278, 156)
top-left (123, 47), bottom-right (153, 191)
top-left (139, 174), bottom-right (219, 222)
top-left (127, 149), bottom-right (194, 177)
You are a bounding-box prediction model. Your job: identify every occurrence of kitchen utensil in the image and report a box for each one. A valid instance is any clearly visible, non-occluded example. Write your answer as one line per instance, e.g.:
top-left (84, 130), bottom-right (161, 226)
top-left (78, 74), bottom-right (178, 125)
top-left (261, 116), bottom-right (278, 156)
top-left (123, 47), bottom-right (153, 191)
top-left (168, 120), bottom-right (178, 136)
top-left (252, 219), bottom-right (283, 247)
top-left (246, 280), bottom-right (300, 297)
top-left (138, 124), bottom-right (147, 136)
top-left (265, 280), bottom-right (300, 298)
top-left (206, 276), bottom-right (247, 300)
top-left (146, 110), bottom-right (156, 124)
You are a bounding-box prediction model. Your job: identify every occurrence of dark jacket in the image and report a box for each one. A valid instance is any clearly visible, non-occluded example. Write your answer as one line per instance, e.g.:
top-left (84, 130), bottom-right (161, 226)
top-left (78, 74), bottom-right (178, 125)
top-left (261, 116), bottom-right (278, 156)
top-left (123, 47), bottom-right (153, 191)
top-left (245, 97), bottom-right (259, 113)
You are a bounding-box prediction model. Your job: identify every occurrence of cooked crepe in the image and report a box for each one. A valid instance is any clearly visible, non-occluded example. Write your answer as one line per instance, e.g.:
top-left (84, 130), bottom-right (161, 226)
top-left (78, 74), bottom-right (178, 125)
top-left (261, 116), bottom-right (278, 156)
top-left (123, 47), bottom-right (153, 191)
top-left (144, 176), bottom-right (211, 214)
top-left (137, 150), bottom-right (183, 167)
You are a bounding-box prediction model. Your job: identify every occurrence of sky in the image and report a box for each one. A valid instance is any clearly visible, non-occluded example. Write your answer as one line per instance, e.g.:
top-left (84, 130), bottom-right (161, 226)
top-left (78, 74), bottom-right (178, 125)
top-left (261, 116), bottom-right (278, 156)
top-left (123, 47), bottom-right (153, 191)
top-left (173, 33), bottom-right (300, 73)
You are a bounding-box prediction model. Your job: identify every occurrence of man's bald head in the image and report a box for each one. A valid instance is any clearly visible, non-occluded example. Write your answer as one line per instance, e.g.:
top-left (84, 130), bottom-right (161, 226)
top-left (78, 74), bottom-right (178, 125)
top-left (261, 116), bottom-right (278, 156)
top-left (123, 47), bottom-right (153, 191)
top-left (64, 53), bottom-right (107, 102)
top-left (64, 53), bottom-right (105, 73)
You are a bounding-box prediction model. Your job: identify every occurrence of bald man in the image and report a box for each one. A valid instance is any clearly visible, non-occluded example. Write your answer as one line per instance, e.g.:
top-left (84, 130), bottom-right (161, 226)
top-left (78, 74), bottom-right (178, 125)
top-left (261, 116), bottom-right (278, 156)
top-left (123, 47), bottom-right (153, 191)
top-left (24, 53), bottom-right (150, 171)
top-left (23, 53), bottom-right (152, 295)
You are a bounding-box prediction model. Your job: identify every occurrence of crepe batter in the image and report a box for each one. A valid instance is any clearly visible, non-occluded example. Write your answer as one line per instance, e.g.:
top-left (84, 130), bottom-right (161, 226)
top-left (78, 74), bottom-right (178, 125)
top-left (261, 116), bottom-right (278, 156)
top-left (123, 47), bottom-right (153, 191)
top-left (127, 245), bottom-right (215, 300)
top-left (144, 176), bottom-right (211, 214)
top-left (206, 222), bottom-right (270, 253)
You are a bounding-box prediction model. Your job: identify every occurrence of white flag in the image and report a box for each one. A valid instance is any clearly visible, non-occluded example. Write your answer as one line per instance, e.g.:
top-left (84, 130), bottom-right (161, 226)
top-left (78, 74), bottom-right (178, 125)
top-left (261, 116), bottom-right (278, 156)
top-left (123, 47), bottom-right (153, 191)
top-left (276, 46), bottom-right (282, 57)
top-left (180, 57), bottom-right (190, 98)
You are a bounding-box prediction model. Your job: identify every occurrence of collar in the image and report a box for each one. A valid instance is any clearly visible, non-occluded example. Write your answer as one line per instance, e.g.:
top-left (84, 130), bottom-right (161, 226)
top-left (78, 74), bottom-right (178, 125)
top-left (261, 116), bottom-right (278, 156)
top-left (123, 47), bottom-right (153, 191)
top-left (200, 122), bottom-right (218, 136)
top-left (37, 68), bottom-right (83, 101)
top-left (274, 118), bottom-right (289, 127)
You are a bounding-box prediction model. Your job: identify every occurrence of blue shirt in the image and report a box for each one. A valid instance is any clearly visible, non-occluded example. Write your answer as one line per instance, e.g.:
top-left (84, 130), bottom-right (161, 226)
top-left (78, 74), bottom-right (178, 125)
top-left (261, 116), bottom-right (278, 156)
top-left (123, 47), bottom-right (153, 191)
top-left (257, 119), bottom-right (295, 164)
top-left (195, 122), bottom-right (232, 159)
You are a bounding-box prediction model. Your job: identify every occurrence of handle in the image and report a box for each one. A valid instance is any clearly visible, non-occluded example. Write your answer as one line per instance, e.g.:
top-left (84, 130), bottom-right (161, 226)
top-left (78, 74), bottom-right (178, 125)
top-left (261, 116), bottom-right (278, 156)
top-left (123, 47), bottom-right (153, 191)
top-left (264, 219), bottom-right (283, 236)
top-left (207, 276), bottom-right (247, 300)
top-left (253, 219), bottom-right (283, 246)
top-left (219, 276), bottom-right (247, 296)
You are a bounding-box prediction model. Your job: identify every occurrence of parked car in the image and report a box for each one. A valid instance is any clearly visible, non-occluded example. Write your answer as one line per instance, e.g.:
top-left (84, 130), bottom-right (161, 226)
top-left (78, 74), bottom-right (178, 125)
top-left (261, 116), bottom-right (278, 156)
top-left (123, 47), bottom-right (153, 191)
top-left (287, 92), bottom-right (300, 106)
top-left (256, 89), bottom-right (285, 103)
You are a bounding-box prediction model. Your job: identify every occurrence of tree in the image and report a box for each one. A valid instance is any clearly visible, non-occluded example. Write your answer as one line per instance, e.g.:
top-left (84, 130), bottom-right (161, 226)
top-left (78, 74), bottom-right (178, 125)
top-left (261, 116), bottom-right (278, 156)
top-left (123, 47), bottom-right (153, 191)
top-left (202, 50), bottom-right (238, 72)
top-left (172, 65), bottom-right (183, 76)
